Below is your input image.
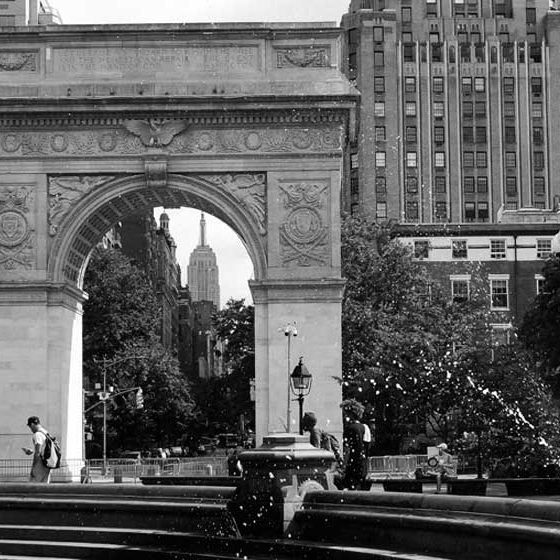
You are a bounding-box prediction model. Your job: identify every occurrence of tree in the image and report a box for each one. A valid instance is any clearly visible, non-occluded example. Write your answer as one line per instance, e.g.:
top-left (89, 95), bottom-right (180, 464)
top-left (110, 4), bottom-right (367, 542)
top-left (519, 255), bottom-right (560, 392)
top-left (191, 298), bottom-right (255, 435)
top-left (341, 214), bottom-right (560, 471)
top-left (83, 248), bottom-right (194, 456)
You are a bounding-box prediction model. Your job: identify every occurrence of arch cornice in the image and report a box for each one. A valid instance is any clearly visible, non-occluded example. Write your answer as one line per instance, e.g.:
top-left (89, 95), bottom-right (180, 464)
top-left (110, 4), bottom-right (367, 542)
top-left (49, 173), bottom-right (267, 289)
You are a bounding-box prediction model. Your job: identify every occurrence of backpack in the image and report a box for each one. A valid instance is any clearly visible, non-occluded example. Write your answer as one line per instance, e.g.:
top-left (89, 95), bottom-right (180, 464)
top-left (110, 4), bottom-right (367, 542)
top-left (42, 433), bottom-right (61, 469)
top-left (320, 431), bottom-right (343, 468)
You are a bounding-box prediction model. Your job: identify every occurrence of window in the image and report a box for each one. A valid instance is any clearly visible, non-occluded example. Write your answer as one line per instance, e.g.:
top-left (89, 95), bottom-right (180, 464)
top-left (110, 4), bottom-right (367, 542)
top-left (504, 102), bottom-right (515, 118)
top-left (505, 176), bottom-right (517, 196)
top-left (403, 43), bottom-right (415, 62)
top-left (433, 102), bottom-right (444, 118)
top-left (526, 7), bottom-right (536, 25)
top-left (534, 177), bottom-right (545, 195)
top-left (536, 275), bottom-right (545, 296)
top-left (376, 202), bottom-right (387, 219)
top-left (504, 126), bottom-right (516, 143)
top-left (375, 126), bottom-right (386, 141)
top-left (376, 176), bottom-right (386, 193)
top-left (490, 277), bottom-right (509, 310)
top-left (460, 43), bottom-right (471, 62)
top-left (533, 127), bottom-right (543, 145)
top-left (435, 201), bottom-right (447, 220)
top-left (414, 240), bottom-right (429, 259)
top-left (433, 77), bottom-right (444, 94)
top-left (477, 177), bottom-right (488, 193)
top-left (435, 152), bottom-right (446, 168)
top-left (476, 151), bottom-right (487, 168)
top-left (407, 152), bottom-right (417, 167)
top-left (405, 76), bottom-right (416, 93)
top-left (374, 102), bottom-right (385, 117)
top-left (351, 153), bottom-right (359, 169)
top-left (490, 239), bottom-right (507, 259)
top-left (476, 126), bottom-right (487, 144)
top-left (475, 42), bottom-right (485, 62)
top-left (407, 176), bottom-right (418, 193)
top-left (503, 77), bottom-right (515, 95)
top-left (491, 46), bottom-right (498, 64)
top-left (492, 325), bottom-right (512, 347)
top-left (478, 201), bottom-right (489, 220)
top-left (537, 239), bottom-right (552, 259)
top-left (406, 126), bottom-right (417, 143)
top-left (435, 176), bottom-right (446, 193)
top-left (449, 45), bottom-right (456, 63)
top-left (376, 151), bottom-right (386, 167)
top-left (465, 202), bottom-right (476, 221)
top-left (463, 126), bottom-right (474, 143)
top-left (374, 76), bottom-right (385, 93)
top-left (462, 77), bottom-right (473, 94)
top-left (402, 7), bottom-right (412, 22)
top-left (405, 101), bottom-right (417, 117)
top-left (451, 278), bottom-right (470, 304)
top-left (406, 201), bottom-right (419, 220)
top-left (505, 151), bottom-right (516, 168)
top-left (452, 240), bottom-right (468, 259)
top-left (463, 101), bottom-right (473, 118)
top-left (531, 77), bottom-right (542, 96)
top-left (474, 77), bottom-right (486, 92)
top-left (464, 176), bottom-right (475, 193)
top-left (464, 151), bottom-right (475, 167)
top-left (534, 151), bottom-right (545, 170)
top-left (532, 102), bottom-right (542, 118)
top-left (427, 0), bottom-right (438, 17)
top-left (374, 50), bottom-right (385, 67)
top-left (475, 101), bottom-right (486, 118)
top-left (434, 126), bottom-right (445, 145)
top-left (373, 26), bottom-right (384, 42)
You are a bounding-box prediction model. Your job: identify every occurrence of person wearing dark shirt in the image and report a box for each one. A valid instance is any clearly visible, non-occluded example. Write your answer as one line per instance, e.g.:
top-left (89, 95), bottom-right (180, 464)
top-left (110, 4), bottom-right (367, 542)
top-left (301, 411), bottom-right (322, 448)
top-left (340, 399), bottom-right (368, 490)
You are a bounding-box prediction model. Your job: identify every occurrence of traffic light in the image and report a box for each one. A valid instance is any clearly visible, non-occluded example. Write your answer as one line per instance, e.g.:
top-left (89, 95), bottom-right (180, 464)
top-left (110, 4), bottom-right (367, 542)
top-left (136, 388), bottom-right (144, 409)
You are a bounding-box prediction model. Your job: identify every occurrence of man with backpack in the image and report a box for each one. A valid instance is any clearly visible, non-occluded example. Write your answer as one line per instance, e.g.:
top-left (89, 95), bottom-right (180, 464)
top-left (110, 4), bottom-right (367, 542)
top-left (23, 416), bottom-right (58, 483)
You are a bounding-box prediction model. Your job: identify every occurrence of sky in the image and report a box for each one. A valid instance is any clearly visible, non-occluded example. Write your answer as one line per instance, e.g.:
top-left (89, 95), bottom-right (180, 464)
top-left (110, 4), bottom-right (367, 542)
top-left (50, 0), bottom-right (350, 307)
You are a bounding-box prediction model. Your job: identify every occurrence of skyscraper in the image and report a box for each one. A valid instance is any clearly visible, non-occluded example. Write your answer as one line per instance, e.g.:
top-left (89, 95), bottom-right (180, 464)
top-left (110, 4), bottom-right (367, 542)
top-left (187, 213), bottom-right (221, 309)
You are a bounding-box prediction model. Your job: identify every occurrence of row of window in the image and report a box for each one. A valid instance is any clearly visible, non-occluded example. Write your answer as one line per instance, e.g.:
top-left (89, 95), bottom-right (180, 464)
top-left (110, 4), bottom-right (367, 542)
top-left (413, 238), bottom-right (553, 261)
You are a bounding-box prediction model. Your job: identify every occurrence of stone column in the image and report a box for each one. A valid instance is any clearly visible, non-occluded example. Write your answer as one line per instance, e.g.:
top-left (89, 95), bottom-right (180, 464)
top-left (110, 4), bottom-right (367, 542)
top-left (0, 283), bottom-right (85, 477)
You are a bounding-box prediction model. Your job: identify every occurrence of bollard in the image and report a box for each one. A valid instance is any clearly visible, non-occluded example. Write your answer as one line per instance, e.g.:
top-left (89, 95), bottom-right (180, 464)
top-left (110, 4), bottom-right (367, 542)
top-left (114, 468), bottom-right (123, 483)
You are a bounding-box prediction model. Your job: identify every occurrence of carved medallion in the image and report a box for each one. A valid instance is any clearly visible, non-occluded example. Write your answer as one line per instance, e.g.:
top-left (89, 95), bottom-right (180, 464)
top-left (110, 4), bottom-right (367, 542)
top-left (197, 132), bottom-right (215, 151)
top-left (245, 132), bottom-right (263, 151)
top-left (50, 134), bottom-right (69, 153)
top-left (0, 210), bottom-right (28, 247)
top-left (1, 134), bottom-right (22, 153)
top-left (279, 182), bottom-right (329, 267)
top-left (98, 132), bottom-right (118, 152)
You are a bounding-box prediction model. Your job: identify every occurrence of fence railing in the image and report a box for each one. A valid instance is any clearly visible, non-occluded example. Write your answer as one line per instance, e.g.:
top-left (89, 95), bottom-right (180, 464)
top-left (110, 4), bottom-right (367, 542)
top-left (367, 455), bottom-right (428, 479)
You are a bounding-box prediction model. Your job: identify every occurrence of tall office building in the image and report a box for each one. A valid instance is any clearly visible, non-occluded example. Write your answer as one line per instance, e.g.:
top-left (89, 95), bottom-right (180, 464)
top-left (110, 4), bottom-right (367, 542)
top-left (341, 0), bottom-right (560, 329)
top-left (187, 213), bottom-right (221, 309)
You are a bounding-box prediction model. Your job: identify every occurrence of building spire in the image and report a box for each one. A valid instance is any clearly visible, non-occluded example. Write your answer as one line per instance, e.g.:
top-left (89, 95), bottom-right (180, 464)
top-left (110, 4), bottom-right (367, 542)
top-left (199, 212), bottom-right (207, 247)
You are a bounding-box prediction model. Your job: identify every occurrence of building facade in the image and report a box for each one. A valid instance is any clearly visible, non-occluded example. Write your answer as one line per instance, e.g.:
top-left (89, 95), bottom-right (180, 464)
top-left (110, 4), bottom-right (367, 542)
top-left (342, 0), bottom-right (560, 332)
top-left (187, 213), bottom-right (221, 309)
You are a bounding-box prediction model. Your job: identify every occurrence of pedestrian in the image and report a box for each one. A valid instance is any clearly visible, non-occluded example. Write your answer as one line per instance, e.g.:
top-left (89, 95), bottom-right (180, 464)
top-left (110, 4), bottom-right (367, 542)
top-left (301, 411), bottom-right (322, 448)
top-left (433, 442), bottom-right (454, 494)
top-left (22, 416), bottom-right (51, 483)
top-left (340, 399), bottom-right (368, 491)
top-left (227, 445), bottom-right (243, 477)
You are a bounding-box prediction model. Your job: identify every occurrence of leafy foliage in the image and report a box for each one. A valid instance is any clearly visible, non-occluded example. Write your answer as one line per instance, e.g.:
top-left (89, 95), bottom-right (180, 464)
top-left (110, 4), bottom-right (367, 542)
top-left (83, 248), bottom-right (194, 456)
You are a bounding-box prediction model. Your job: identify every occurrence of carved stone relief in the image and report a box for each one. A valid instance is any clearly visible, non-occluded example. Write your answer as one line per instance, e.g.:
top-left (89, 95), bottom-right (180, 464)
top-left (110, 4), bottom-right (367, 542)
top-left (279, 182), bottom-right (329, 267)
top-left (0, 186), bottom-right (35, 270)
top-left (0, 52), bottom-right (37, 72)
top-left (0, 125), bottom-right (341, 158)
top-left (276, 47), bottom-right (330, 68)
top-left (48, 176), bottom-right (116, 236)
top-left (202, 174), bottom-right (266, 235)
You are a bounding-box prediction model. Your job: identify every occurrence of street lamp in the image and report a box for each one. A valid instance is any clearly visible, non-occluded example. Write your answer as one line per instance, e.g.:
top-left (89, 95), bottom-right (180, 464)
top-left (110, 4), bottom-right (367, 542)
top-left (284, 322), bottom-right (298, 432)
top-left (290, 357), bottom-right (313, 435)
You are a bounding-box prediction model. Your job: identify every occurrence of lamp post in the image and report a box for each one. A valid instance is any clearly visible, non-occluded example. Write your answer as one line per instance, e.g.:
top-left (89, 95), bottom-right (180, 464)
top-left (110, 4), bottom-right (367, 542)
top-left (284, 322), bottom-right (298, 432)
top-left (290, 357), bottom-right (313, 435)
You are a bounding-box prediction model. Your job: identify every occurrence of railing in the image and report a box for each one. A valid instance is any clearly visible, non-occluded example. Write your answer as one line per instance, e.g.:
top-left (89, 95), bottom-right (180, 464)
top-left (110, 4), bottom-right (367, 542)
top-left (367, 455), bottom-right (428, 479)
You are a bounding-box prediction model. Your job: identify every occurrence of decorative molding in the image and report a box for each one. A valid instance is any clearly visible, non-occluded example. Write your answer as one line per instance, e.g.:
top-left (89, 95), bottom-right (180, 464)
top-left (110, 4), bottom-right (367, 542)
top-left (202, 174), bottom-right (266, 235)
top-left (276, 47), bottom-right (330, 68)
top-left (0, 186), bottom-right (35, 270)
top-left (123, 119), bottom-right (189, 148)
top-left (144, 159), bottom-right (168, 189)
top-left (279, 182), bottom-right (329, 267)
top-left (48, 176), bottom-right (116, 236)
top-left (0, 52), bottom-right (37, 72)
top-left (0, 125), bottom-right (342, 158)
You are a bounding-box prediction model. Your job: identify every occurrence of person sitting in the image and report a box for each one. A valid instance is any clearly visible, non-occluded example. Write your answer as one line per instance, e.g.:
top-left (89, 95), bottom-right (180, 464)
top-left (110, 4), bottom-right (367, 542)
top-left (301, 412), bottom-right (322, 448)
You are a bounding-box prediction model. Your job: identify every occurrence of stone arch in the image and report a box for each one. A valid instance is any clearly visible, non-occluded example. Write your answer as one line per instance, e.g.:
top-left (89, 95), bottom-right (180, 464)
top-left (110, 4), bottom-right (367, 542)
top-left (48, 173), bottom-right (268, 289)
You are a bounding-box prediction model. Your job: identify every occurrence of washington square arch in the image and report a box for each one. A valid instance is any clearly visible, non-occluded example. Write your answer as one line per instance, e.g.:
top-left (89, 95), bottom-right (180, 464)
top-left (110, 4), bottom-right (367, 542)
top-left (0, 20), bottom-right (356, 472)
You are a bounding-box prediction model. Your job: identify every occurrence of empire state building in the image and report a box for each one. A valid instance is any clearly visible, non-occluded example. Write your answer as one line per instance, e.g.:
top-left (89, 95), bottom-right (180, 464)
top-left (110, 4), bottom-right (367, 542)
top-left (187, 213), bottom-right (220, 308)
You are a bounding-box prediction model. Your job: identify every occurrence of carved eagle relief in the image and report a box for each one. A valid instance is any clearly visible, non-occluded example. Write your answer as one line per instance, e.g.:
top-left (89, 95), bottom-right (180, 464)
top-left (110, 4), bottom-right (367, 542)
top-left (123, 119), bottom-right (189, 148)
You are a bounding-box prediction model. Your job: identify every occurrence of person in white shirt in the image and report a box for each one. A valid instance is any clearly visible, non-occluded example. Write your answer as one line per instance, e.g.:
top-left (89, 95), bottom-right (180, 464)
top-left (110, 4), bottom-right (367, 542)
top-left (23, 416), bottom-right (51, 483)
